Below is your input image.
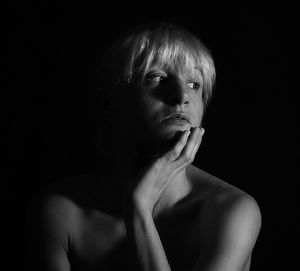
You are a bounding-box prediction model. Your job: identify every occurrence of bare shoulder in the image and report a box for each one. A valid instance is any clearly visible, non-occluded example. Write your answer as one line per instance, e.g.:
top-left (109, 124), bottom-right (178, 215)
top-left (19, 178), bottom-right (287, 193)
top-left (185, 166), bottom-right (262, 270)
top-left (28, 179), bottom-right (82, 236)
top-left (201, 180), bottom-right (262, 239)
top-left (27, 174), bottom-right (97, 235)
top-left (188, 165), bottom-right (261, 221)
top-left (187, 165), bottom-right (262, 237)
top-left (190, 166), bottom-right (261, 249)
top-left (26, 176), bottom-right (90, 271)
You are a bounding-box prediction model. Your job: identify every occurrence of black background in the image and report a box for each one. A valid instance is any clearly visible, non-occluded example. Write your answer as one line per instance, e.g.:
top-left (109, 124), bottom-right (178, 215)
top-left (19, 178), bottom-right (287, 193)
top-left (2, 0), bottom-right (299, 270)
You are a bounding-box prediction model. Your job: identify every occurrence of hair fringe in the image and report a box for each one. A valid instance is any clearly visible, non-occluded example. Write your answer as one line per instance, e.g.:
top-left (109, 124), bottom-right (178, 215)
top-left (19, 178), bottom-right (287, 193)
top-left (100, 22), bottom-right (216, 104)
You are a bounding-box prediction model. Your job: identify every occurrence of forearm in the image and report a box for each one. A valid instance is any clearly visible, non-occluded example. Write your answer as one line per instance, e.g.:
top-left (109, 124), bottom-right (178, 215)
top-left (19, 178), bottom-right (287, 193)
top-left (124, 205), bottom-right (171, 271)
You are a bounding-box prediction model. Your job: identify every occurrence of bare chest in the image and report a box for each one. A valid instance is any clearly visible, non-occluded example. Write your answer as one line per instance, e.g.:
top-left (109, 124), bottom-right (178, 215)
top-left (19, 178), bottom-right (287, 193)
top-left (69, 209), bottom-right (201, 271)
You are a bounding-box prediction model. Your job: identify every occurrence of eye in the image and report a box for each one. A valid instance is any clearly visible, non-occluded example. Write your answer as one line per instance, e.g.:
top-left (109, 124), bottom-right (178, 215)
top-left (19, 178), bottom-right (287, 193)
top-left (187, 82), bottom-right (201, 90)
top-left (144, 72), bottom-right (167, 84)
top-left (150, 75), bottom-right (165, 82)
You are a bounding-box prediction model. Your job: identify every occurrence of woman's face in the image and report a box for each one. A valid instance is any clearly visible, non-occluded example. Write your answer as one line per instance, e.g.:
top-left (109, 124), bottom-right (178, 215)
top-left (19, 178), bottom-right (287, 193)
top-left (115, 62), bottom-right (204, 152)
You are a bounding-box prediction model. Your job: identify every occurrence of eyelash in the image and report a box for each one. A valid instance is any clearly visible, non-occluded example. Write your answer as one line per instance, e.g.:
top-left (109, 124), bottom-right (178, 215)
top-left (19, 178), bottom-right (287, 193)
top-left (144, 73), bottom-right (201, 91)
top-left (145, 74), bottom-right (166, 83)
top-left (187, 82), bottom-right (201, 90)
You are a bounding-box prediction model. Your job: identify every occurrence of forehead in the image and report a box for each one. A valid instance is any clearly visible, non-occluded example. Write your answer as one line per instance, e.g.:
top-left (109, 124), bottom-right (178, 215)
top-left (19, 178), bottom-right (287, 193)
top-left (140, 39), bottom-right (204, 78)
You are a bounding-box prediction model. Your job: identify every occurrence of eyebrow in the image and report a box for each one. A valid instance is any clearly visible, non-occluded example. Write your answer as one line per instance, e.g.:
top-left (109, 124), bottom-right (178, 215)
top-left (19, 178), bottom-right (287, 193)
top-left (181, 66), bottom-right (203, 80)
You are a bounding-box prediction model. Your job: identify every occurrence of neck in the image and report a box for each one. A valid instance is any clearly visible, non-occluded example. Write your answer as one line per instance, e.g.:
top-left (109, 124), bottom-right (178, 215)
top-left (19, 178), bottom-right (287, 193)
top-left (94, 136), bottom-right (192, 218)
top-left (152, 167), bottom-right (192, 219)
top-left (116, 148), bottom-right (192, 218)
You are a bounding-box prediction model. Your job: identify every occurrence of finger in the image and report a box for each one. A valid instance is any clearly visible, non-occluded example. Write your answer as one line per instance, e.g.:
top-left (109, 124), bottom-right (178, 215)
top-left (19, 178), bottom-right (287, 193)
top-left (167, 128), bottom-right (204, 179)
top-left (162, 130), bottom-right (191, 162)
top-left (190, 128), bottom-right (205, 159)
top-left (177, 127), bottom-right (200, 162)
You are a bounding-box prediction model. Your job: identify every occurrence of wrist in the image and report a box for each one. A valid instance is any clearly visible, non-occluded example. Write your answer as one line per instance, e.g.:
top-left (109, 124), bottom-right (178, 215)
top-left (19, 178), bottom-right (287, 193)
top-left (123, 197), bottom-right (152, 220)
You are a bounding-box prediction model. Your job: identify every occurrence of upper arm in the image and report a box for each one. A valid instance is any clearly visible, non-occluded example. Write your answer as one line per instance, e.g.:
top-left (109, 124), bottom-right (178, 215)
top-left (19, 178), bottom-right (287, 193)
top-left (191, 194), bottom-right (262, 271)
top-left (27, 193), bottom-right (73, 271)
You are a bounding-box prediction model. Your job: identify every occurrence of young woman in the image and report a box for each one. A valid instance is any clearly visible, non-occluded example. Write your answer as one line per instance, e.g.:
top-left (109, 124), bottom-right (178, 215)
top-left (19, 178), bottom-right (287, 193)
top-left (27, 22), bottom-right (261, 271)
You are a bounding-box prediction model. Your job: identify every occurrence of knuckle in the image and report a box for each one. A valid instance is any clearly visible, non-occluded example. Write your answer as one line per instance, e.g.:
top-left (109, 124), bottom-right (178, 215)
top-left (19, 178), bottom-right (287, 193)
top-left (185, 156), bottom-right (194, 166)
top-left (163, 153), bottom-right (172, 162)
top-left (170, 149), bottom-right (180, 160)
top-left (181, 151), bottom-right (191, 162)
top-left (173, 148), bottom-right (181, 157)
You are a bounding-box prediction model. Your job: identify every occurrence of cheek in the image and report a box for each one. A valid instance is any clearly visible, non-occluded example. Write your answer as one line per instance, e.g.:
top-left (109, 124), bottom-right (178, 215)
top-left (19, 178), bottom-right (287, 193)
top-left (193, 101), bottom-right (204, 126)
top-left (137, 95), bottom-right (162, 121)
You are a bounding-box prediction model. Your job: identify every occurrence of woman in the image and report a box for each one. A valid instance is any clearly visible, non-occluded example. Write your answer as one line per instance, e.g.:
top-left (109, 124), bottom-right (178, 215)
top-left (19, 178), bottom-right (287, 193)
top-left (27, 22), bottom-right (261, 271)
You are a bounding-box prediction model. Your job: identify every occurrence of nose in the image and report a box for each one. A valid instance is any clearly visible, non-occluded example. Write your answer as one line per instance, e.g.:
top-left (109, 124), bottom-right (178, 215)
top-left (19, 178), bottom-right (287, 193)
top-left (165, 80), bottom-right (190, 106)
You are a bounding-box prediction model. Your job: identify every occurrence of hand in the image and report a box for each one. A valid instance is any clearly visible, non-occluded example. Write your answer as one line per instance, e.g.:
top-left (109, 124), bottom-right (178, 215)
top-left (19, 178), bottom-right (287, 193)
top-left (123, 127), bottom-right (205, 215)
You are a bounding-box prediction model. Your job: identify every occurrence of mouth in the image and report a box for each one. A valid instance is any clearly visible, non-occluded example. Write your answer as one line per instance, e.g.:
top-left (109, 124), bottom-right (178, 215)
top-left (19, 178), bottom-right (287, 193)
top-left (162, 112), bottom-right (191, 125)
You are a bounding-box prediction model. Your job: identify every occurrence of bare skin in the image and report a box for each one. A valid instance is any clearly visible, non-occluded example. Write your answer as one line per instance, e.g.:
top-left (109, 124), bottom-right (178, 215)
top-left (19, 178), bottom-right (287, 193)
top-left (27, 63), bottom-right (261, 271)
top-left (27, 139), bottom-right (260, 271)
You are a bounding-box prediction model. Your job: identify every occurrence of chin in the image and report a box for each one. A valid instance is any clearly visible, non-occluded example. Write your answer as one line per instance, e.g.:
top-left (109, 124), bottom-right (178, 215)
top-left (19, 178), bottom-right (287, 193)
top-left (138, 123), bottom-right (193, 155)
top-left (159, 124), bottom-right (192, 136)
top-left (150, 124), bottom-right (191, 145)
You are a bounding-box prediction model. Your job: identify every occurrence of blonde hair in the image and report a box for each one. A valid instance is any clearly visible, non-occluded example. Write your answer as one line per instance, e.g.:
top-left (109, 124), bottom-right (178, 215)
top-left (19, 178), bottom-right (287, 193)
top-left (99, 22), bottom-right (216, 104)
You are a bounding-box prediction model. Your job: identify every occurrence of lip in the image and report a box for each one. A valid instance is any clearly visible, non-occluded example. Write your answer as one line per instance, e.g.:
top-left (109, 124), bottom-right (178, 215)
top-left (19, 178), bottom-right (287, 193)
top-left (163, 118), bottom-right (190, 126)
top-left (162, 112), bottom-right (192, 125)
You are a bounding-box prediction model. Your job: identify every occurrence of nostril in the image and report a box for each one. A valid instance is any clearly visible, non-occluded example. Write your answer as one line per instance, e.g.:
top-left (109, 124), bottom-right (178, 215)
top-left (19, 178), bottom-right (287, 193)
top-left (166, 93), bottom-right (189, 106)
top-left (163, 81), bottom-right (190, 105)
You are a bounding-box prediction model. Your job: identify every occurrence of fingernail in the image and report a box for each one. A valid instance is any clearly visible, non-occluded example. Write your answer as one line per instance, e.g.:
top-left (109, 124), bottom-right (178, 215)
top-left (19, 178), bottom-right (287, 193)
top-left (201, 128), bottom-right (205, 136)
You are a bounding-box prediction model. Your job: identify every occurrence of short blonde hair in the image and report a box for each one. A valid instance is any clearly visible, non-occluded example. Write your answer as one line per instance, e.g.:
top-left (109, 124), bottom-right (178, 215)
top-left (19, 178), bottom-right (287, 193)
top-left (99, 22), bottom-right (216, 104)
